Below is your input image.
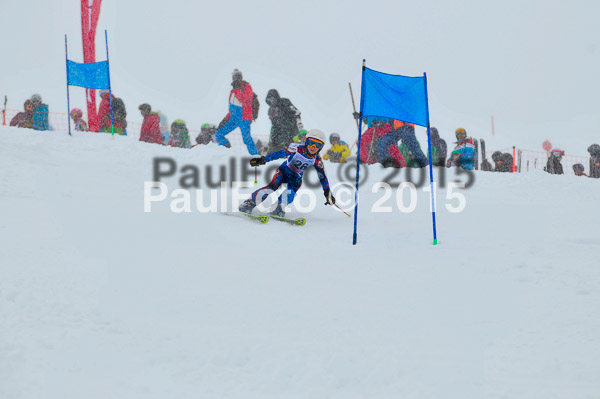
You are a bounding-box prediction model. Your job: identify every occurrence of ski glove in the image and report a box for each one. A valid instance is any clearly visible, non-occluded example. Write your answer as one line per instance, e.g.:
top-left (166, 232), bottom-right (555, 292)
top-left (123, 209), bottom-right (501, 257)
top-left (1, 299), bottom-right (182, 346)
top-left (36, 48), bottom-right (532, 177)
top-left (324, 189), bottom-right (336, 205)
top-left (250, 156), bottom-right (266, 167)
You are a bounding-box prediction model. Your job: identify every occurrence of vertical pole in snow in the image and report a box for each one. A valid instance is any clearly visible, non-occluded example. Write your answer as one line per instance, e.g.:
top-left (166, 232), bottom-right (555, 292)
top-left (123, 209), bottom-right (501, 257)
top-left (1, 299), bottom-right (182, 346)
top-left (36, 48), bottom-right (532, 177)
top-left (491, 115), bottom-right (495, 136)
top-left (512, 146), bottom-right (516, 172)
top-left (105, 30), bottom-right (115, 136)
top-left (424, 73), bottom-right (438, 245)
top-left (352, 60), bottom-right (367, 245)
top-left (65, 34), bottom-right (72, 136)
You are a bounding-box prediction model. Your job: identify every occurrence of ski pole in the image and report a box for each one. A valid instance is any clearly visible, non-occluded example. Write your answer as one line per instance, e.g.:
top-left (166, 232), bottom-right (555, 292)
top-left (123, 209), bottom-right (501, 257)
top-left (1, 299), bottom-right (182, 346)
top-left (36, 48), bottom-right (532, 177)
top-left (348, 83), bottom-right (360, 152)
top-left (325, 199), bottom-right (352, 217)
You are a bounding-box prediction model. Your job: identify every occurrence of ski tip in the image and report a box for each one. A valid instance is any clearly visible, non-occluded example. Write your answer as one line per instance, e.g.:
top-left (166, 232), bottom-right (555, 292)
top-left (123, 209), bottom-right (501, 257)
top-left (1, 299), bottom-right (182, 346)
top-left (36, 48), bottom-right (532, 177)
top-left (297, 218), bottom-right (306, 226)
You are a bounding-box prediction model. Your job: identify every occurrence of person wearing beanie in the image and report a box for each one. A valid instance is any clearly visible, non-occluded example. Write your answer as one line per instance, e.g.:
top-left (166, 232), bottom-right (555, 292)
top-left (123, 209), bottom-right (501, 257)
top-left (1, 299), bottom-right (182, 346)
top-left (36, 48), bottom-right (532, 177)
top-left (587, 144), bottom-right (600, 178)
top-left (265, 88), bottom-right (303, 152)
top-left (10, 100), bottom-right (34, 128)
top-left (213, 69), bottom-right (258, 155)
top-left (138, 103), bottom-right (162, 144)
top-left (30, 94), bottom-right (49, 131)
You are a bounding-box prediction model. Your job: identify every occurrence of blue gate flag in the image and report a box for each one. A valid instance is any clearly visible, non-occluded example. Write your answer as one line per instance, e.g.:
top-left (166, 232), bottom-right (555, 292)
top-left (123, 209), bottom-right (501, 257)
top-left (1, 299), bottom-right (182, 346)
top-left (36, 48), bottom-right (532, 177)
top-left (66, 60), bottom-right (110, 90)
top-left (362, 67), bottom-right (428, 127)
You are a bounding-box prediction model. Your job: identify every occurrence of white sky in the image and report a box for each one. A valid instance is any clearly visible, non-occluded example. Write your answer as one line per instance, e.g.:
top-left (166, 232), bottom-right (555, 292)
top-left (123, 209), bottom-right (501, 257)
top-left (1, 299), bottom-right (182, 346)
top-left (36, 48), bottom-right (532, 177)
top-left (1, 0), bottom-right (599, 153)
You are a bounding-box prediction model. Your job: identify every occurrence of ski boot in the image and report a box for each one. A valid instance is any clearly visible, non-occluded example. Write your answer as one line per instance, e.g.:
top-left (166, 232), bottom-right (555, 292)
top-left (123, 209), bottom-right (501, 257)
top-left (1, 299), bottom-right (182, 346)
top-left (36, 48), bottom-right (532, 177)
top-left (239, 198), bottom-right (256, 214)
top-left (271, 202), bottom-right (286, 217)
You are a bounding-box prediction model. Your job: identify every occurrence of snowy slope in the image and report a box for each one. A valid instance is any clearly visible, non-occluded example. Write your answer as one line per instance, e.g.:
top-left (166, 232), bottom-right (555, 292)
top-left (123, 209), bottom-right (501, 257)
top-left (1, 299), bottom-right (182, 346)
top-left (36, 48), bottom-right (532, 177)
top-left (1, 126), bottom-right (599, 399)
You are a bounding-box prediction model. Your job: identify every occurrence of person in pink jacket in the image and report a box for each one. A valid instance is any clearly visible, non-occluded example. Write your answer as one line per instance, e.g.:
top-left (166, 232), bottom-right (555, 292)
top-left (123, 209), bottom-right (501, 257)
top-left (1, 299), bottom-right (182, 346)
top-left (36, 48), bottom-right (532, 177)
top-left (138, 103), bottom-right (162, 144)
top-left (214, 69), bottom-right (258, 155)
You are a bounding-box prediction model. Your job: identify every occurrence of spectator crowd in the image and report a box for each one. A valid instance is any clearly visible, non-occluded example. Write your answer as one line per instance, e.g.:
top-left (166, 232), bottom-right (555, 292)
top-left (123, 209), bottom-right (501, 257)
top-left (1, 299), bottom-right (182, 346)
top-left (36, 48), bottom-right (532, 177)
top-left (5, 69), bottom-right (599, 179)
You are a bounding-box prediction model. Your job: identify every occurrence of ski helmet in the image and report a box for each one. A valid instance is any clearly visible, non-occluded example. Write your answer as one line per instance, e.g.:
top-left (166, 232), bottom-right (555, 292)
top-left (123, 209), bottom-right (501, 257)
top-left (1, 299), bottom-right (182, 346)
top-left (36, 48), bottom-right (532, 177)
top-left (330, 132), bottom-right (340, 143)
top-left (70, 108), bottom-right (82, 119)
top-left (573, 163), bottom-right (585, 175)
top-left (305, 129), bottom-right (326, 153)
top-left (455, 127), bottom-right (467, 140)
top-left (551, 148), bottom-right (565, 157)
top-left (31, 93), bottom-right (42, 103)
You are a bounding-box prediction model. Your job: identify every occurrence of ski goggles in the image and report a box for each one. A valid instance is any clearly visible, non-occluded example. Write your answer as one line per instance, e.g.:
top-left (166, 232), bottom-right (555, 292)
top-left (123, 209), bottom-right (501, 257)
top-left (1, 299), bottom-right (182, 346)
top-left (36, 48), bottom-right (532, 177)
top-left (305, 137), bottom-right (324, 151)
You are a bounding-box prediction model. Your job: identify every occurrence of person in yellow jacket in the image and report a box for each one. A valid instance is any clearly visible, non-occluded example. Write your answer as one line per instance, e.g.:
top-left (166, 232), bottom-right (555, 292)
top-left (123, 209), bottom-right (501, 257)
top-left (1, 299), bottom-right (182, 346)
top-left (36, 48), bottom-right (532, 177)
top-left (322, 132), bottom-right (351, 163)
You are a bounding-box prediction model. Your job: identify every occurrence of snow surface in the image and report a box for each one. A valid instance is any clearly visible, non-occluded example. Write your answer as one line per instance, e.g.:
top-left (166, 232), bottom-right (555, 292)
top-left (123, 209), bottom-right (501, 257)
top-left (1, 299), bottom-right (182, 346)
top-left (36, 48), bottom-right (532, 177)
top-left (1, 126), bottom-right (600, 398)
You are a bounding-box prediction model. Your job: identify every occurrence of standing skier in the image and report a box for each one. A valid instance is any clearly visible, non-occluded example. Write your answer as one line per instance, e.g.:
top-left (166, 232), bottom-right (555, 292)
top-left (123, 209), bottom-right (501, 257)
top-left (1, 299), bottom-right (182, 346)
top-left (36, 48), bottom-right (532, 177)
top-left (239, 129), bottom-right (335, 217)
top-left (214, 69), bottom-right (258, 155)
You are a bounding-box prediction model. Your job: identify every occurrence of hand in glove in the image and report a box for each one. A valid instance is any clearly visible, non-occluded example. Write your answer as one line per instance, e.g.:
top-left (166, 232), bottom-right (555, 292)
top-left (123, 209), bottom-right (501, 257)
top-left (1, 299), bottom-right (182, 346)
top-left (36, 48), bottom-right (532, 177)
top-left (353, 111), bottom-right (361, 120)
top-left (250, 156), bottom-right (266, 167)
top-left (324, 189), bottom-right (336, 205)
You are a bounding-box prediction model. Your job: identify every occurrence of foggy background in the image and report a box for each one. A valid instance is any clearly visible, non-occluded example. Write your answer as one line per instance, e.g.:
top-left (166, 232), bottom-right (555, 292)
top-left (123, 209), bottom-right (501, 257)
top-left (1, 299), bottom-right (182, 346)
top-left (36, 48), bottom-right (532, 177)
top-left (1, 0), bottom-right (598, 153)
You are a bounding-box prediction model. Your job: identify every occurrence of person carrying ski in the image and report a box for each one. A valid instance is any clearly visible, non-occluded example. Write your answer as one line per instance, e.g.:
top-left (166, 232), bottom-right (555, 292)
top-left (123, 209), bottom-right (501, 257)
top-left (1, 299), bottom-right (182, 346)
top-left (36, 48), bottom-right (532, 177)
top-left (446, 128), bottom-right (475, 170)
top-left (239, 129), bottom-right (335, 217)
top-left (214, 69), bottom-right (258, 155)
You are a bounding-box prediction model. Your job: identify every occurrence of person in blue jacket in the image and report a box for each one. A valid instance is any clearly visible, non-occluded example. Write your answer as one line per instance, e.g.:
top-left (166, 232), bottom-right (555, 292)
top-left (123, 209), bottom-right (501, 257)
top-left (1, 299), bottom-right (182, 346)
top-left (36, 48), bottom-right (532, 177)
top-left (239, 129), bottom-right (335, 217)
top-left (30, 94), bottom-right (49, 131)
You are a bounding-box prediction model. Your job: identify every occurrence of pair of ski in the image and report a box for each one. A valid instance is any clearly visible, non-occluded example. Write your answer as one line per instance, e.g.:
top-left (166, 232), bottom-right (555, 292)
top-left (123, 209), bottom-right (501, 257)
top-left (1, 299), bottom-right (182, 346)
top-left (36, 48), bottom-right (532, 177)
top-left (222, 211), bottom-right (306, 226)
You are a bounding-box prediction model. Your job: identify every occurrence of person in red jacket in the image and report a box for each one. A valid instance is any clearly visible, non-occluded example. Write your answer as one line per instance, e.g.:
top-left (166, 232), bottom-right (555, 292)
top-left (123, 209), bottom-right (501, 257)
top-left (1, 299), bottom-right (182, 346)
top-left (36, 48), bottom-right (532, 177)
top-left (214, 69), bottom-right (258, 155)
top-left (10, 100), bottom-right (34, 128)
top-left (97, 90), bottom-right (127, 134)
top-left (358, 118), bottom-right (392, 164)
top-left (138, 103), bottom-right (162, 144)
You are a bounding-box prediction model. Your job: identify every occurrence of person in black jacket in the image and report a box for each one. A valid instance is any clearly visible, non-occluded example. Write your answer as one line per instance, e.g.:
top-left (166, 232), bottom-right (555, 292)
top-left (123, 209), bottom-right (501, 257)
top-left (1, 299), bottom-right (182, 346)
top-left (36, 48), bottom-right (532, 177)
top-left (588, 144), bottom-right (600, 178)
top-left (265, 89), bottom-right (303, 152)
top-left (430, 127), bottom-right (447, 167)
top-left (492, 151), bottom-right (514, 172)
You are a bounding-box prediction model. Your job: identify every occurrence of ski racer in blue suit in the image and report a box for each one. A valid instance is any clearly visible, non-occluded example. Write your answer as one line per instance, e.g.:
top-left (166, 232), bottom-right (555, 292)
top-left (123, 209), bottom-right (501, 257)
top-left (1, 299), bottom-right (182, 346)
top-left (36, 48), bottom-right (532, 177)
top-left (239, 129), bottom-right (336, 217)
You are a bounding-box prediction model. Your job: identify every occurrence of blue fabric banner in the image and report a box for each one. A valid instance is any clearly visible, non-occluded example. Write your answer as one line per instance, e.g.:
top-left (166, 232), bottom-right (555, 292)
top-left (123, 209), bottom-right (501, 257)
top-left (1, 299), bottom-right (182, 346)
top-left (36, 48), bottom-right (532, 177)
top-left (66, 60), bottom-right (110, 89)
top-left (362, 67), bottom-right (428, 127)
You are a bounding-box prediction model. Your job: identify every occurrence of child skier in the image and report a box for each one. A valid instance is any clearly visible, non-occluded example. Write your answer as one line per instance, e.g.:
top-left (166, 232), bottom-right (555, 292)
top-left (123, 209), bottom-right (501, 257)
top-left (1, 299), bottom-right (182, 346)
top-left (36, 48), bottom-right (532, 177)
top-left (239, 129), bottom-right (335, 217)
top-left (446, 128), bottom-right (475, 170)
